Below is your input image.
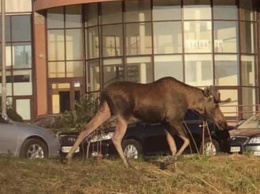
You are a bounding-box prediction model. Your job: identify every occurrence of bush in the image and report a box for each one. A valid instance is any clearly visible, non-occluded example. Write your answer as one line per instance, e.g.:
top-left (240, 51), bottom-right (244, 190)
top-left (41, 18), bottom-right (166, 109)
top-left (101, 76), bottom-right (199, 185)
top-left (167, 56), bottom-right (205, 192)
top-left (6, 108), bottom-right (24, 122)
top-left (58, 94), bottom-right (99, 132)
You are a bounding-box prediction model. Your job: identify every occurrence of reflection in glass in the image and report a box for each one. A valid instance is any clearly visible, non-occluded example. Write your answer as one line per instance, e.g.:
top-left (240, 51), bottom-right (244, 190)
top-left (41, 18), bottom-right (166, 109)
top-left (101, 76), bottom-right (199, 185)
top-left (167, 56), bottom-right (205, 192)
top-left (66, 61), bottom-right (84, 77)
top-left (103, 58), bottom-right (123, 85)
top-left (86, 27), bottom-right (99, 59)
top-left (101, 1), bottom-right (122, 24)
top-left (66, 29), bottom-right (83, 60)
top-left (126, 57), bottom-right (152, 83)
top-left (0, 16), bottom-right (11, 42)
top-left (48, 30), bottom-right (65, 61)
top-left (154, 55), bottom-right (183, 81)
top-left (16, 99), bottom-right (31, 120)
top-left (48, 62), bottom-right (65, 78)
top-left (125, 1), bottom-right (151, 22)
top-left (154, 21), bottom-right (182, 54)
top-left (84, 4), bottom-right (98, 27)
top-left (65, 5), bottom-right (82, 28)
top-left (126, 23), bottom-right (152, 55)
top-left (218, 89), bottom-right (238, 117)
top-left (240, 0), bottom-right (255, 21)
top-left (5, 44), bottom-right (12, 69)
top-left (13, 70), bottom-right (32, 95)
top-left (185, 54), bottom-right (213, 86)
top-left (214, 21), bottom-right (238, 53)
top-left (153, 0), bottom-right (181, 21)
top-left (102, 25), bottom-right (123, 57)
top-left (184, 5), bottom-right (211, 20)
top-left (215, 55), bottom-right (238, 86)
top-left (88, 60), bottom-right (100, 91)
top-left (184, 21), bottom-right (212, 53)
top-left (12, 16), bottom-right (31, 41)
top-left (0, 71), bottom-right (12, 96)
top-left (241, 55), bottom-right (255, 86)
top-left (242, 87), bottom-right (257, 119)
top-left (213, 0), bottom-right (237, 20)
top-left (240, 22), bottom-right (255, 53)
top-left (47, 7), bottom-right (64, 29)
top-left (13, 43), bottom-right (31, 69)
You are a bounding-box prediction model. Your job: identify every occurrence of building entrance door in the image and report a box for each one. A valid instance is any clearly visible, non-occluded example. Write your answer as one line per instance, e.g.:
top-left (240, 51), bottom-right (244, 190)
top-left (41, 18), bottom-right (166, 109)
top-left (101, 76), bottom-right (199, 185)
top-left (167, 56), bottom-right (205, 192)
top-left (50, 81), bottom-right (83, 114)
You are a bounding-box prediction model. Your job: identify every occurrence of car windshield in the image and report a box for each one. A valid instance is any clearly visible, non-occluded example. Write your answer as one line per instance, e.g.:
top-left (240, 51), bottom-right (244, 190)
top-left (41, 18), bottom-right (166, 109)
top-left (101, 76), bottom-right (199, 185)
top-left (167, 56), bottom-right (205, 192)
top-left (238, 114), bottom-right (260, 129)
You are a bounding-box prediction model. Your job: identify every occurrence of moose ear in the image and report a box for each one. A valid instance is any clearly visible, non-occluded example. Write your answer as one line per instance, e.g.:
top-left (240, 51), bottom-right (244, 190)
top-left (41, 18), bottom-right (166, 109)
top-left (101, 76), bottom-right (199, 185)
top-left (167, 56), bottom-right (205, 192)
top-left (203, 86), bottom-right (211, 97)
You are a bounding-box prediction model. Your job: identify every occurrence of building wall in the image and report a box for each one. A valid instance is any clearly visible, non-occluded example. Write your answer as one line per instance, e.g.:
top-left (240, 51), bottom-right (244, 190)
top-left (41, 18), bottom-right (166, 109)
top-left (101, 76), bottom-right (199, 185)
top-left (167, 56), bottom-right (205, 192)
top-left (18, 0), bottom-right (260, 120)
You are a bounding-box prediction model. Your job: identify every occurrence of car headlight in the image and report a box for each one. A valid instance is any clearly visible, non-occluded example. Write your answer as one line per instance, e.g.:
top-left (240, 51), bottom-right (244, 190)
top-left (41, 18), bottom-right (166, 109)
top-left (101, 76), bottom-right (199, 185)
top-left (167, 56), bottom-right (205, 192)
top-left (90, 132), bottom-right (114, 143)
top-left (248, 137), bottom-right (260, 144)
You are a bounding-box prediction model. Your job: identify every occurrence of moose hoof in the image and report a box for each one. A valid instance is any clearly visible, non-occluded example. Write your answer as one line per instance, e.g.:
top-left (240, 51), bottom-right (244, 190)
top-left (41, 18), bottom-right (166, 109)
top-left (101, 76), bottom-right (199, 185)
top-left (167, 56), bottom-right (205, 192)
top-left (60, 157), bottom-right (72, 165)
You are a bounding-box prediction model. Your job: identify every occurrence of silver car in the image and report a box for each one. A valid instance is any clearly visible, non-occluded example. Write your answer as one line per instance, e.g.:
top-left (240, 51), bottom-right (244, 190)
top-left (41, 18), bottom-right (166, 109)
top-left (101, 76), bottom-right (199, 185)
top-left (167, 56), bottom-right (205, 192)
top-left (229, 114), bottom-right (260, 156)
top-left (0, 113), bottom-right (60, 159)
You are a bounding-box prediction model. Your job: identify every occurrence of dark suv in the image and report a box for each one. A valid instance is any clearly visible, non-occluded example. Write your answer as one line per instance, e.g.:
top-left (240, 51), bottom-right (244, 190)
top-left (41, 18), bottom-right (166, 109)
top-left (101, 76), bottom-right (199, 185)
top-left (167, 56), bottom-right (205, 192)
top-left (59, 110), bottom-right (231, 159)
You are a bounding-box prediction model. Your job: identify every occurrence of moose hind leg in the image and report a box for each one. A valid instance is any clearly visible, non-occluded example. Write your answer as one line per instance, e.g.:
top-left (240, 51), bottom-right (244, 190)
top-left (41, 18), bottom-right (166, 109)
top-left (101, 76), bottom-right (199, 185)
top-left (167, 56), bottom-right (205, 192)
top-left (165, 129), bottom-right (177, 156)
top-left (170, 121), bottom-right (190, 157)
top-left (112, 116), bottom-right (129, 168)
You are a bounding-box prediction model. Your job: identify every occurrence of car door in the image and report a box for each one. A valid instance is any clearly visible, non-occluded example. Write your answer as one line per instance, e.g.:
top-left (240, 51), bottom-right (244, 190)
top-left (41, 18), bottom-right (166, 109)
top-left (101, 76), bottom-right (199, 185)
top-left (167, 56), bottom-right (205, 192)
top-left (0, 117), bottom-right (19, 155)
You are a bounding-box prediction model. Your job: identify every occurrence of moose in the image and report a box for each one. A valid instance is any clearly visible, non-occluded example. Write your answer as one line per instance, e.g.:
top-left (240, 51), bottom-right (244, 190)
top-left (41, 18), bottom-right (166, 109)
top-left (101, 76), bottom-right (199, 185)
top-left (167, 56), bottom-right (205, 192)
top-left (65, 77), bottom-right (228, 168)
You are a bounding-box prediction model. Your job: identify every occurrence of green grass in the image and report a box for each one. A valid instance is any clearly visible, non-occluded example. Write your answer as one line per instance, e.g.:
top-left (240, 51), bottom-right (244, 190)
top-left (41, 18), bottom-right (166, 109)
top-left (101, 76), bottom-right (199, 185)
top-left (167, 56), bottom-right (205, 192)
top-left (0, 154), bottom-right (260, 194)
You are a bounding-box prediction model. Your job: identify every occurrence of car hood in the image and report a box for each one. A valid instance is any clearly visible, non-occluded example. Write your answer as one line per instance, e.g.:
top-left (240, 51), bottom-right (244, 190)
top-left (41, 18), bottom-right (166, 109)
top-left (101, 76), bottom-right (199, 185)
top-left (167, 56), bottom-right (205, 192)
top-left (13, 121), bottom-right (52, 135)
top-left (229, 128), bottom-right (260, 137)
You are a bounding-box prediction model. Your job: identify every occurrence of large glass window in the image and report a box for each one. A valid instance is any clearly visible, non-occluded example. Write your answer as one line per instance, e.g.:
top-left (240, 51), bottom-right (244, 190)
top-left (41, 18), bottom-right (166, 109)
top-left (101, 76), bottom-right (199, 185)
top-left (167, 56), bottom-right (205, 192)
top-left (125, 23), bottom-right (152, 55)
top-left (16, 99), bottom-right (31, 120)
top-left (185, 54), bottom-right (213, 86)
top-left (84, 4), bottom-right (98, 27)
top-left (126, 57), bottom-right (152, 83)
top-left (101, 1), bottom-right (122, 24)
top-left (154, 55), bottom-right (183, 81)
top-left (153, 0), bottom-right (181, 21)
top-left (47, 7), bottom-right (64, 29)
top-left (48, 30), bottom-right (65, 61)
top-left (184, 21), bottom-right (212, 53)
top-left (239, 0), bottom-right (255, 21)
top-left (240, 22), bottom-right (255, 53)
top-left (241, 55), bottom-right (255, 86)
top-left (86, 27), bottom-right (99, 59)
top-left (48, 62), bottom-right (65, 78)
top-left (87, 60), bottom-right (100, 91)
top-left (125, 1), bottom-right (151, 22)
top-left (213, 0), bottom-right (237, 20)
top-left (215, 55), bottom-right (239, 86)
top-left (103, 58), bottom-right (123, 84)
top-left (214, 21), bottom-right (238, 53)
top-left (66, 29), bottom-right (83, 60)
top-left (183, 1), bottom-right (211, 20)
top-left (12, 16), bottom-right (31, 41)
top-left (65, 5), bottom-right (82, 28)
top-left (13, 70), bottom-right (32, 95)
top-left (102, 25), bottom-right (123, 57)
top-left (13, 43), bottom-right (32, 69)
top-left (153, 21), bottom-right (182, 54)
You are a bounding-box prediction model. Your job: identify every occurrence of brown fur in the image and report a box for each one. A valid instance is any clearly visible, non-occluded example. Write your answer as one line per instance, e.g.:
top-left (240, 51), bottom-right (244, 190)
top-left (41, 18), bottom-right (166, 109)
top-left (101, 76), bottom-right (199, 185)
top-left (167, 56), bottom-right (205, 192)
top-left (65, 77), bottom-right (227, 168)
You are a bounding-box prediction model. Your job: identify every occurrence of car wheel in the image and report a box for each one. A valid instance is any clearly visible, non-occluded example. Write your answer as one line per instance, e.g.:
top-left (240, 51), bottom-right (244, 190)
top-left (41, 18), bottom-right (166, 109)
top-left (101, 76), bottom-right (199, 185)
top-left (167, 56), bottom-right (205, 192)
top-left (122, 139), bottom-right (142, 159)
top-left (200, 138), bottom-right (219, 156)
top-left (20, 139), bottom-right (48, 159)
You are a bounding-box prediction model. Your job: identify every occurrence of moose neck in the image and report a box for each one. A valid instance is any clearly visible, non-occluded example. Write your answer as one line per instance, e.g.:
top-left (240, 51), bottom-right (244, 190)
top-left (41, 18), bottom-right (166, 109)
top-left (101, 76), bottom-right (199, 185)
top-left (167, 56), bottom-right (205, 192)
top-left (185, 88), bottom-right (206, 114)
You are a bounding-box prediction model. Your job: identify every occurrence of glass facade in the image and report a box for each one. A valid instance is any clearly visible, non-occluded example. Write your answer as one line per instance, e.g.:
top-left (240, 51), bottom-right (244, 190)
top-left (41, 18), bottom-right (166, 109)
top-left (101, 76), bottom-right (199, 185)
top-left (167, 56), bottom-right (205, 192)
top-left (0, 14), bottom-right (32, 120)
top-left (44, 0), bottom-right (260, 118)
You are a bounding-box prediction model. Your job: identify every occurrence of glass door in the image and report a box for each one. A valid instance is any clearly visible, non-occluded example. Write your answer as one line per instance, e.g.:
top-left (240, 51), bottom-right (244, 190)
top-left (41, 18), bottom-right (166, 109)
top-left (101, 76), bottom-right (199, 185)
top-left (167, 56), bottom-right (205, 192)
top-left (50, 81), bottom-right (82, 114)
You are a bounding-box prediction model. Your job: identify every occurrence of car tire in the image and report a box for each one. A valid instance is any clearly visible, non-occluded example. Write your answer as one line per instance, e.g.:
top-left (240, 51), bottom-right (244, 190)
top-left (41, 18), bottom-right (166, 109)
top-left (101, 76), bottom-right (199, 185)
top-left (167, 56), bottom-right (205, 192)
top-left (199, 138), bottom-right (219, 156)
top-left (122, 139), bottom-right (142, 159)
top-left (20, 139), bottom-right (48, 159)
